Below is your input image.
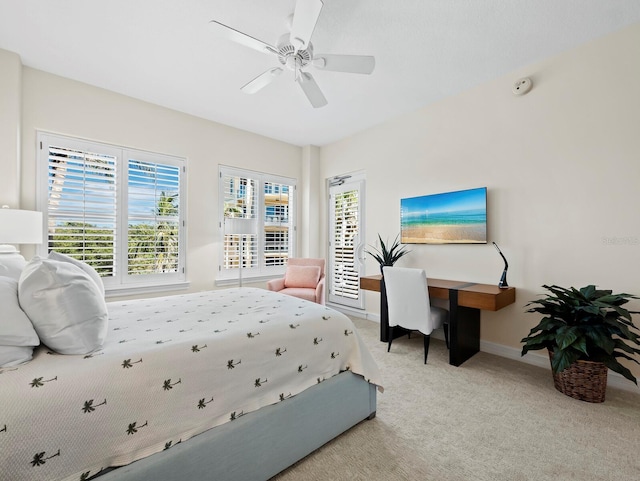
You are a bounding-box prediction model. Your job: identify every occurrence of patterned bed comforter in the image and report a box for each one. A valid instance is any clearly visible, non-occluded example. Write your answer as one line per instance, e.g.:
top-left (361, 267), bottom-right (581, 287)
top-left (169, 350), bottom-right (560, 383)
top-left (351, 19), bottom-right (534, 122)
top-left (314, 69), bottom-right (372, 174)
top-left (0, 287), bottom-right (382, 481)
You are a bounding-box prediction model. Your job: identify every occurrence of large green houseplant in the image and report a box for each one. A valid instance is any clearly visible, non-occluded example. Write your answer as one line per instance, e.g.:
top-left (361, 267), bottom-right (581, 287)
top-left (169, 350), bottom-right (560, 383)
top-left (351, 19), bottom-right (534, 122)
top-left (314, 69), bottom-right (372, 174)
top-left (522, 284), bottom-right (640, 401)
top-left (366, 234), bottom-right (410, 272)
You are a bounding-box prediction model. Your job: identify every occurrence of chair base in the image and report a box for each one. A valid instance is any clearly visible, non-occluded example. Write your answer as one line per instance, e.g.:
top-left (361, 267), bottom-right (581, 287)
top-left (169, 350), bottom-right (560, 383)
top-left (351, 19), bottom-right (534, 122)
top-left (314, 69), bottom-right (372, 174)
top-left (387, 326), bottom-right (432, 364)
top-left (387, 324), bottom-right (450, 364)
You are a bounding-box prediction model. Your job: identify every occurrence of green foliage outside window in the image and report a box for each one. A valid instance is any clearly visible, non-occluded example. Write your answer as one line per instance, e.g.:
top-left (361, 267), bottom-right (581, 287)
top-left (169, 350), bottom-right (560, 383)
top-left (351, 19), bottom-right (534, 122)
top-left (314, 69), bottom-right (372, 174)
top-left (49, 192), bottom-right (179, 277)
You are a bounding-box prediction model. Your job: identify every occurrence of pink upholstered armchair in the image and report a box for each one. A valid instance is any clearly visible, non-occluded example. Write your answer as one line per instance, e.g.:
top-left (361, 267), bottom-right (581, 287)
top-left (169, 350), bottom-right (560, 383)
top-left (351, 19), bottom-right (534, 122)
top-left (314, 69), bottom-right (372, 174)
top-left (266, 258), bottom-right (326, 305)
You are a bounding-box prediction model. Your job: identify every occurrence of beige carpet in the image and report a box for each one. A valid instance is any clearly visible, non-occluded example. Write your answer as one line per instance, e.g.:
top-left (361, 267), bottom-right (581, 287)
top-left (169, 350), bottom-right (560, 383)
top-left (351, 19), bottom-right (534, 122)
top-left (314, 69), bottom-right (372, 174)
top-left (272, 317), bottom-right (640, 481)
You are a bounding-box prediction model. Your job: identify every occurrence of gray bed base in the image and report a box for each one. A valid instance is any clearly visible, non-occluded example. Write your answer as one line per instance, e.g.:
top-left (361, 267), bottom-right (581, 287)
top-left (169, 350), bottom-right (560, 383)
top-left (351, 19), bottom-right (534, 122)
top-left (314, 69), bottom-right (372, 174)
top-left (97, 371), bottom-right (376, 481)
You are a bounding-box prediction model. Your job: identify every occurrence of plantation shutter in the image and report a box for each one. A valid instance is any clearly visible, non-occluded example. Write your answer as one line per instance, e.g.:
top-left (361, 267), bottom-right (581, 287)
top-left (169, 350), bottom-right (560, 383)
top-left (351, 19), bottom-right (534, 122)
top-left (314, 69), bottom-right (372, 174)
top-left (328, 176), bottom-right (365, 309)
top-left (218, 166), bottom-right (296, 282)
top-left (264, 181), bottom-right (290, 267)
top-left (39, 132), bottom-right (186, 292)
top-left (46, 144), bottom-right (118, 277)
top-left (127, 157), bottom-right (181, 275)
top-left (222, 172), bottom-right (259, 273)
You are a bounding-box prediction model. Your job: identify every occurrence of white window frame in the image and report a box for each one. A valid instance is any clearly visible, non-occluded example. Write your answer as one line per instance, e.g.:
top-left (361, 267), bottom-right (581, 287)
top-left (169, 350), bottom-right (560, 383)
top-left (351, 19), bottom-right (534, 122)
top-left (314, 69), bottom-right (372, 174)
top-left (217, 165), bottom-right (296, 284)
top-left (37, 132), bottom-right (188, 296)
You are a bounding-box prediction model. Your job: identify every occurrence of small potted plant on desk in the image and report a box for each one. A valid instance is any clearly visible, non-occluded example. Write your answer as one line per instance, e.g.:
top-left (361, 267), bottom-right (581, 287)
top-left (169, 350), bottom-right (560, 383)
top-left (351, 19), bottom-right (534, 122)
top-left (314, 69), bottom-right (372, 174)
top-left (521, 284), bottom-right (640, 402)
top-left (365, 234), bottom-right (410, 274)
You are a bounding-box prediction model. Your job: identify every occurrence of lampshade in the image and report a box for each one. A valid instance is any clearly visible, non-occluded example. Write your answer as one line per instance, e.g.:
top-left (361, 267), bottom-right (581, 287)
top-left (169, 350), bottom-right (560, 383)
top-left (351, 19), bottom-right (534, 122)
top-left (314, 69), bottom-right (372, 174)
top-left (0, 207), bottom-right (43, 279)
top-left (0, 207), bottom-right (43, 251)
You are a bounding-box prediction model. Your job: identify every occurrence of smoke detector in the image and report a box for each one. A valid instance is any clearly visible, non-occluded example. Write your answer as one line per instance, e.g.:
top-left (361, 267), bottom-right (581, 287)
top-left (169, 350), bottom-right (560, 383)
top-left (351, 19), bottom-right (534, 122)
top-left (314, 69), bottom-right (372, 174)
top-left (512, 77), bottom-right (532, 96)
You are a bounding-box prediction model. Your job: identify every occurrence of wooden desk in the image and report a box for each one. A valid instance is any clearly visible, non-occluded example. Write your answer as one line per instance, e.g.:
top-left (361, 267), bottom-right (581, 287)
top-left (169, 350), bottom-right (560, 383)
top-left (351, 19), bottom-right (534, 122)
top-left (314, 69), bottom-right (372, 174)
top-left (360, 274), bottom-right (516, 366)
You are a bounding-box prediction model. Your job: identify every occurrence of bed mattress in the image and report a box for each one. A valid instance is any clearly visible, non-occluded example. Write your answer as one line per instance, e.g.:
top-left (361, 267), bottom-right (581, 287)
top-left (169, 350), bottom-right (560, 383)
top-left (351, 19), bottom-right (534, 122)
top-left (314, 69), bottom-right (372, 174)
top-left (0, 287), bottom-right (381, 481)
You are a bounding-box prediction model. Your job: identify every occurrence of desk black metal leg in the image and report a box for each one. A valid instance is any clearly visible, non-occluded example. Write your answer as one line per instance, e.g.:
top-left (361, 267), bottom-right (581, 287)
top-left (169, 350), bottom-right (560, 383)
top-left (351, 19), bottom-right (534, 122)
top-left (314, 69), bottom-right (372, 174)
top-left (449, 289), bottom-right (481, 367)
top-left (380, 276), bottom-right (389, 342)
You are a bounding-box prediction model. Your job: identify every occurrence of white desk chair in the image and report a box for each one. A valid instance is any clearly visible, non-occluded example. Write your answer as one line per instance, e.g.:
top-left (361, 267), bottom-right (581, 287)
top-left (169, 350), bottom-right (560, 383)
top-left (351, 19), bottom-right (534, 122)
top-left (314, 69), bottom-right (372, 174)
top-left (382, 266), bottom-right (449, 364)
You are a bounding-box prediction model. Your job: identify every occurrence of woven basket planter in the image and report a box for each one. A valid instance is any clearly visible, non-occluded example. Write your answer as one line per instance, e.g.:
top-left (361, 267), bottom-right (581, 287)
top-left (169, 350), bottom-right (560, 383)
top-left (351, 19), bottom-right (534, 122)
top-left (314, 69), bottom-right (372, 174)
top-left (548, 350), bottom-right (608, 403)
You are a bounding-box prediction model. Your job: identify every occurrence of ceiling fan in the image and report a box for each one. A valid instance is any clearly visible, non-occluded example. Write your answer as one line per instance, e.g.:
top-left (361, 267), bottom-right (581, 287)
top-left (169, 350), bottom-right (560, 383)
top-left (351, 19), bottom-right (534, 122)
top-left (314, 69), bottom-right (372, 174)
top-left (209, 0), bottom-right (375, 108)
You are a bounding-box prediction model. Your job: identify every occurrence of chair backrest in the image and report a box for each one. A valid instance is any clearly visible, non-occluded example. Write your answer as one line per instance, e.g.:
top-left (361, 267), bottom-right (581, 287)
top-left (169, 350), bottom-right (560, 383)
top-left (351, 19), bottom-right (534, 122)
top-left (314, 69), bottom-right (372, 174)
top-left (287, 258), bottom-right (325, 278)
top-left (382, 266), bottom-right (435, 336)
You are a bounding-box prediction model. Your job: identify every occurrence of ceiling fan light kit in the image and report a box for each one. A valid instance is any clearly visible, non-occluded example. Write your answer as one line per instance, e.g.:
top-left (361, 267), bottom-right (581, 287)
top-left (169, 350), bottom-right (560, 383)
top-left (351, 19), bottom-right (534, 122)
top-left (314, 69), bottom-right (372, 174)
top-left (210, 0), bottom-right (375, 108)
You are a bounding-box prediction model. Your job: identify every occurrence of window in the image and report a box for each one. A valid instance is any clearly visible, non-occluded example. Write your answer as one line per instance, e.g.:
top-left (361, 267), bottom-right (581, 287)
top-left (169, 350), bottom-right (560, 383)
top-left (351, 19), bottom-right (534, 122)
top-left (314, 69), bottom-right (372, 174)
top-left (218, 166), bottom-right (296, 282)
top-left (37, 132), bottom-right (186, 294)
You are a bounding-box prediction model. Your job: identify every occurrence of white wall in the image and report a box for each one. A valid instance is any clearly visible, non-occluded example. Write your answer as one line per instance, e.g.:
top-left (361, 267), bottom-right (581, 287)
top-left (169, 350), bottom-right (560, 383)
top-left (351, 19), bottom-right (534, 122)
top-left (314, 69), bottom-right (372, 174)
top-left (300, 145), bottom-right (322, 257)
top-left (7, 63), bottom-right (302, 296)
top-left (0, 49), bottom-right (22, 208)
top-left (319, 24), bottom-right (640, 377)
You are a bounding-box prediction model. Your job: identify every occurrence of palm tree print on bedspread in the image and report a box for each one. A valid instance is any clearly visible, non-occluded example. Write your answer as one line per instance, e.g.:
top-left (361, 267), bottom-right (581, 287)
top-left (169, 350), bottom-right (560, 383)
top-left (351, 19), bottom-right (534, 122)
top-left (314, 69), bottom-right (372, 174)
top-left (230, 410), bottom-right (245, 421)
top-left (122, 358), bottom-right (143, 368)
top-left (82, 399), bottom-right (107, 413)
top-left (30, 376), bottom-right (58, 388)
top-left (164, 439), bottom-right (182, 450)
top-left (31, 449), bottom-right (60, 467)
top-left (126, 421), bottom-right (148, 435)
top-left (163, 379), bottom-right (182, 390)
top-left (197, 397), bottom-right (214, 409)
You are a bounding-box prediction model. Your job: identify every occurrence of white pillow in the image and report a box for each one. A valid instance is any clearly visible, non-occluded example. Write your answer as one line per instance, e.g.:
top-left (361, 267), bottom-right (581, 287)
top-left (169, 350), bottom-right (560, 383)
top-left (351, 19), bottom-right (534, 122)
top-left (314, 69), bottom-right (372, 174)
top-left (19, 257), bottom-right (108, 355)
top-left (0, 254), bottom-right (27, 281)
top-left (0, 345), bottom-right (34, 368)
top-left (48, 250), bottom-right (105, 297)
top-left (0, 276), bottom-right (39, 346)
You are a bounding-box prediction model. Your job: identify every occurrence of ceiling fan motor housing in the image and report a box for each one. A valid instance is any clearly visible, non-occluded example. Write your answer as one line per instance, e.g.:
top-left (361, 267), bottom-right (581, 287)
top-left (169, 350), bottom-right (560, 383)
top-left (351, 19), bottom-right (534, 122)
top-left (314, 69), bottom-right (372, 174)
top-left (277, 33), bottom-right (312, 70)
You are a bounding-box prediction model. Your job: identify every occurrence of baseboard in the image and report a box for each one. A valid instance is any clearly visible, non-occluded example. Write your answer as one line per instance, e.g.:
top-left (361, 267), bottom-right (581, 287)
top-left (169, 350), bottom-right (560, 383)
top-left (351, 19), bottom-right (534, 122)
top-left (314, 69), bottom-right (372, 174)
top-left (327, 303), bottom-right (379, 322)
top-left (340, 307), bottom-right (640, 395)
top-left (481, 339), bottom-right (640, 394)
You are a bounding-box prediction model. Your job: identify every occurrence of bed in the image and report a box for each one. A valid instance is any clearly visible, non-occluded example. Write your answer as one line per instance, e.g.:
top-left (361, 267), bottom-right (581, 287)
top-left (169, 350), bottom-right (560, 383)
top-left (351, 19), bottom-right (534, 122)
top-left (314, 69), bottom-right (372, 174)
top-left (1, 286), bottom-right (381, 481)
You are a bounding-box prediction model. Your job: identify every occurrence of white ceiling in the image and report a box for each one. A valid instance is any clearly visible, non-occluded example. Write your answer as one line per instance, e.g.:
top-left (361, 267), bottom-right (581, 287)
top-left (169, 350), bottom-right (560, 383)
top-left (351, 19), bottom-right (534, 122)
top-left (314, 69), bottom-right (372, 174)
top-left (1, 1), bottom-right (640, 146)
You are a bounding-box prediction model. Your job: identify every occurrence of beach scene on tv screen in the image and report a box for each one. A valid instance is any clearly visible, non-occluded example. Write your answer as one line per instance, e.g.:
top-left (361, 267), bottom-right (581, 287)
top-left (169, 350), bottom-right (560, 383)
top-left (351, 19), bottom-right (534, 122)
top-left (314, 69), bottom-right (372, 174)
top-left (401, 187), bottom-right (487, 244)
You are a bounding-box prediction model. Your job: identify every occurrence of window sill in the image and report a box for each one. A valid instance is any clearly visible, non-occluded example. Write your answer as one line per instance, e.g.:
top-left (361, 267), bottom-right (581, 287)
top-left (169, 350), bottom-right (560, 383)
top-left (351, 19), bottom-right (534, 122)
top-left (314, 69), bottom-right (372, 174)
top-left (215, 274), bottom-right (282, 287)
top-left (105, 281), bottom-right (191, 300)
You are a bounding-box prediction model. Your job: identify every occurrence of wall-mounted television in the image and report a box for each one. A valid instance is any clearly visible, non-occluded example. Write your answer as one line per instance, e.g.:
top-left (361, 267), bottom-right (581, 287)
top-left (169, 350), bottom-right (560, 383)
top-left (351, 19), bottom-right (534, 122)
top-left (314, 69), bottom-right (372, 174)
top-left (401, 187), bottom-right (487, 244)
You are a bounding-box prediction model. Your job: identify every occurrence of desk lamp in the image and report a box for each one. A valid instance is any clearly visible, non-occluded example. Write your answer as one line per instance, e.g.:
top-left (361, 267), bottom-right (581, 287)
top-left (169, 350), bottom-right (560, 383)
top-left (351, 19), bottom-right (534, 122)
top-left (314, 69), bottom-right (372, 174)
top-left (0, 206), bottom-right (43, 278)
top-left (492, 242), bottom-right (509, 288)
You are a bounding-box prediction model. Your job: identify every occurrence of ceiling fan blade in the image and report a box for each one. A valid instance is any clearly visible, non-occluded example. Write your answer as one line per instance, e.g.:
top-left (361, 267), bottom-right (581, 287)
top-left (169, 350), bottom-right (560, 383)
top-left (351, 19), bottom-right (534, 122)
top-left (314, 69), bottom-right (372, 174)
top-left (241, 68), bottom-right (283, 94)
top-left (290, 0), bottom-right (323, 51)
top-left (313, 54), bottom-right (375, 74)
top-left (296, 71), bottom-right (328, 108)
top-left (209, 20), bottom-right (279, 56)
